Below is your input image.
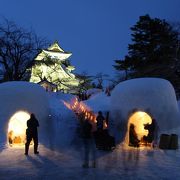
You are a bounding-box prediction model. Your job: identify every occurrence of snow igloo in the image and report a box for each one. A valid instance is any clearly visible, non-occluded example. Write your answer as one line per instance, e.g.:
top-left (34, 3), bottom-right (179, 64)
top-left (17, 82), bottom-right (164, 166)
top-left (0, 81), bottom-right (50, 147)
top-left (110, 78), bottom-right (180, 146)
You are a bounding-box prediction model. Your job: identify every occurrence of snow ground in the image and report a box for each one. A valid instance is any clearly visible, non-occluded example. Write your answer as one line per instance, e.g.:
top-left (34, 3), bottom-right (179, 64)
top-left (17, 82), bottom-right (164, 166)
top-left (1, 144), bottom-right (180, 180)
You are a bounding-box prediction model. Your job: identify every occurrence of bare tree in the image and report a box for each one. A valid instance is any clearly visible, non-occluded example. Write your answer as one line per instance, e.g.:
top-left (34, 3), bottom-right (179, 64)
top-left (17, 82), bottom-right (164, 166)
top-left (0, 18), bottom-right (48, 81)
top-left (76, 71), bottom-right (93, 93)
top-left (92, 73), bottom-right (110, 90)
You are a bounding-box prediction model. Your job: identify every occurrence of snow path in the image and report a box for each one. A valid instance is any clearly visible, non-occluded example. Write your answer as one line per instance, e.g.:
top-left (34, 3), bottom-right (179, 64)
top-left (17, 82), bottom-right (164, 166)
top-left (1, 144), bottom-right (180, 180)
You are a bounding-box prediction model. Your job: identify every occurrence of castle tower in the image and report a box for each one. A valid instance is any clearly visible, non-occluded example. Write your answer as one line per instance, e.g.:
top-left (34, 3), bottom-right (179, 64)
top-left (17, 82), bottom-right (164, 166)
top-left (30, 41), bottom-right (80, 93)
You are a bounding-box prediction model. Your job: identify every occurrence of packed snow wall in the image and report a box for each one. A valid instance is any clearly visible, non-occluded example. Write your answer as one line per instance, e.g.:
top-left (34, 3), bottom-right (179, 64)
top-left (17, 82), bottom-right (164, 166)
top-left (85, 92), bottom-right (111, 113)
top-left (0, 81), bottom-right (50, 147)
top-left (110, 78), bottom-right (180, 145)
top-left (47, 93), bottom-right (78, 150)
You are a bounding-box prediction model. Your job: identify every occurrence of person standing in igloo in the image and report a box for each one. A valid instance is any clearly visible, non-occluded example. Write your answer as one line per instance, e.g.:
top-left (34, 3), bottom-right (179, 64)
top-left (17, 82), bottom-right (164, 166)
top-left (143, 118), bottom-right (158, 147)
top-left (129, 123), bottom-right (140, 147)
top-left (25, 113), bottom-right (40, 155)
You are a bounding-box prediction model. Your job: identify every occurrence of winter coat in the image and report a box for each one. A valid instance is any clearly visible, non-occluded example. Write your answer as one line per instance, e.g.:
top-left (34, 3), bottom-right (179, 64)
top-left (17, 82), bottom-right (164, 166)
top-left (129, 125), bottom-right (140, 147)
top-left (96, 115), bottom-right (105, 130)
top-left (82, 120), bottom-right (93, 139)
top-left (26, 116), bottom-right (39, 136)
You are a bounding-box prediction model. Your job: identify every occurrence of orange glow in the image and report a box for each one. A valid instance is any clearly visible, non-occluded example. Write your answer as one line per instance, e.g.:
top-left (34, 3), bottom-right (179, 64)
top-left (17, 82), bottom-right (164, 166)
top-left (103, 121), bottom-right (108, 129)
top-left (63, 97), bottom-right (109, 132)
top-left (62, 97), bottom-right (97, 125)
top-left (125, 111), bottom-right (152, 145)
top-left (8, 111), bottom-right (30, 146)
top-left (62, 101), bottom-right (71, 109)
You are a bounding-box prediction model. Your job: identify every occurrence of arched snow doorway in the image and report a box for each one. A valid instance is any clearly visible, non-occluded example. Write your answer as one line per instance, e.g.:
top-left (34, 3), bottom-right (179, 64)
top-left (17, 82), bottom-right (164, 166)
top-left (125, 111), bottom-right (152, 146)
top-left (7, 111), bottom-right (30, 146)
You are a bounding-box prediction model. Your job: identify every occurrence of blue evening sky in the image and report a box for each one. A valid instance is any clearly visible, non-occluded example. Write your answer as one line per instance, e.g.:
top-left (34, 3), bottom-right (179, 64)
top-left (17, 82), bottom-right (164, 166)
top-left (0, 0), bottom-right (180, 77)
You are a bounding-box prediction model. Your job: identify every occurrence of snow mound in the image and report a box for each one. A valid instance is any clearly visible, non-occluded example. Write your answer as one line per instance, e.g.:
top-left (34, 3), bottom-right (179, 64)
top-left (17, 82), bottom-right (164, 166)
top-left (85, 92), bottom-right (110, 113)
top-left (110, 78), bottom-right (180, 144)
top-left (86, 88), bottom-right (102, 97)
top-left (0, 81), bottom-right (50, 147)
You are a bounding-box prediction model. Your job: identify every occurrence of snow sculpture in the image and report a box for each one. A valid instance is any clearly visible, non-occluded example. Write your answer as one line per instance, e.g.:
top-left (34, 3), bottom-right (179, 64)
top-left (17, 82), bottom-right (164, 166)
top-left (0, 81), bottom-right (50, 147)
top-left (110, 78), bottom-right (180, 145)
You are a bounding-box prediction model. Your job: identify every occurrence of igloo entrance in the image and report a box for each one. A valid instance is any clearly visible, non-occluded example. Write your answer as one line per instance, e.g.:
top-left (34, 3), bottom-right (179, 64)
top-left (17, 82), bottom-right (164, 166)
top-left (8, 111), bottom-right (30, 146)
top-left (126, 111), bottom-right (152, 147)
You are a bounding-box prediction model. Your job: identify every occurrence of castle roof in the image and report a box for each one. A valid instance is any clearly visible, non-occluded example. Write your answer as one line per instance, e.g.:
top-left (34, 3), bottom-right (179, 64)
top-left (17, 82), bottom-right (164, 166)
top-left (35, 41), bottom-right (72, 61)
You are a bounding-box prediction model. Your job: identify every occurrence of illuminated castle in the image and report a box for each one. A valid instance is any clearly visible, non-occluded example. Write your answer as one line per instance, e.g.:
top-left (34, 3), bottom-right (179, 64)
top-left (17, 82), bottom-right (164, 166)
top-left (30, 41), bottom-right (80, 93)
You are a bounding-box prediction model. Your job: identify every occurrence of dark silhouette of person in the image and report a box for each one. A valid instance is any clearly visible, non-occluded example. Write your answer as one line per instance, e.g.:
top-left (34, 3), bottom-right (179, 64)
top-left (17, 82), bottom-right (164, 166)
top-left (82, 118), bottom-right (96, 168)
top-left (94, 111), bottom-right (115, 150)
top-left (96, 111), bottom-right (105, 131)
top-left (95, 111), bottom-right (105, 149)
top-left (8, 130), bottom-right (13, 145)
top-left (143, 118), bottom-right (157, 145)
top-left (25, 113), bottom-right (39, 155)
top-left (129, 123), bottom-right (140, 147)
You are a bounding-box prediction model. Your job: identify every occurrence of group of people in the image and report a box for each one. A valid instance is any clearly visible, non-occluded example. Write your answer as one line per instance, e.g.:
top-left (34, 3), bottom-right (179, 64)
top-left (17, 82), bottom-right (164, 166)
top-left (129, 118), bottom-right (158, 148)
top-left (81, 110), bottom-right (115, 168)
top-left (26, 111), bottom-right (159, 167)
top-left (81, 111), bottom-right (106, 168)
top-left (24, 111), bottom-right (108, 169)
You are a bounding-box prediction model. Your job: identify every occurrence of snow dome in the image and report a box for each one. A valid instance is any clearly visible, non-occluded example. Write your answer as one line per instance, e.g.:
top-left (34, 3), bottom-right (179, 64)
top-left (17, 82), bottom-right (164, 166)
top-left (85, 92), bottom-right (110, 113)
top-left (110, 78), bottom-right (180, 145)
top-left (0, 81), bottom-right (50, 147)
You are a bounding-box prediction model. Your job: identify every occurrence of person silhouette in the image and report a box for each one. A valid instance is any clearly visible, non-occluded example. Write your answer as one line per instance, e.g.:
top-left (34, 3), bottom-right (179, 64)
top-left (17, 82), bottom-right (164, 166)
top-left (143, 118), bottom-right (158, 147)
top-left (129, 123), bottom-right (140, 147)
top-left (25, 113), bottom-right (39, 155)
top-left (82, 117), bottom-right (96, 168)
top-left (96, 111), bottom-right (105, 131)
